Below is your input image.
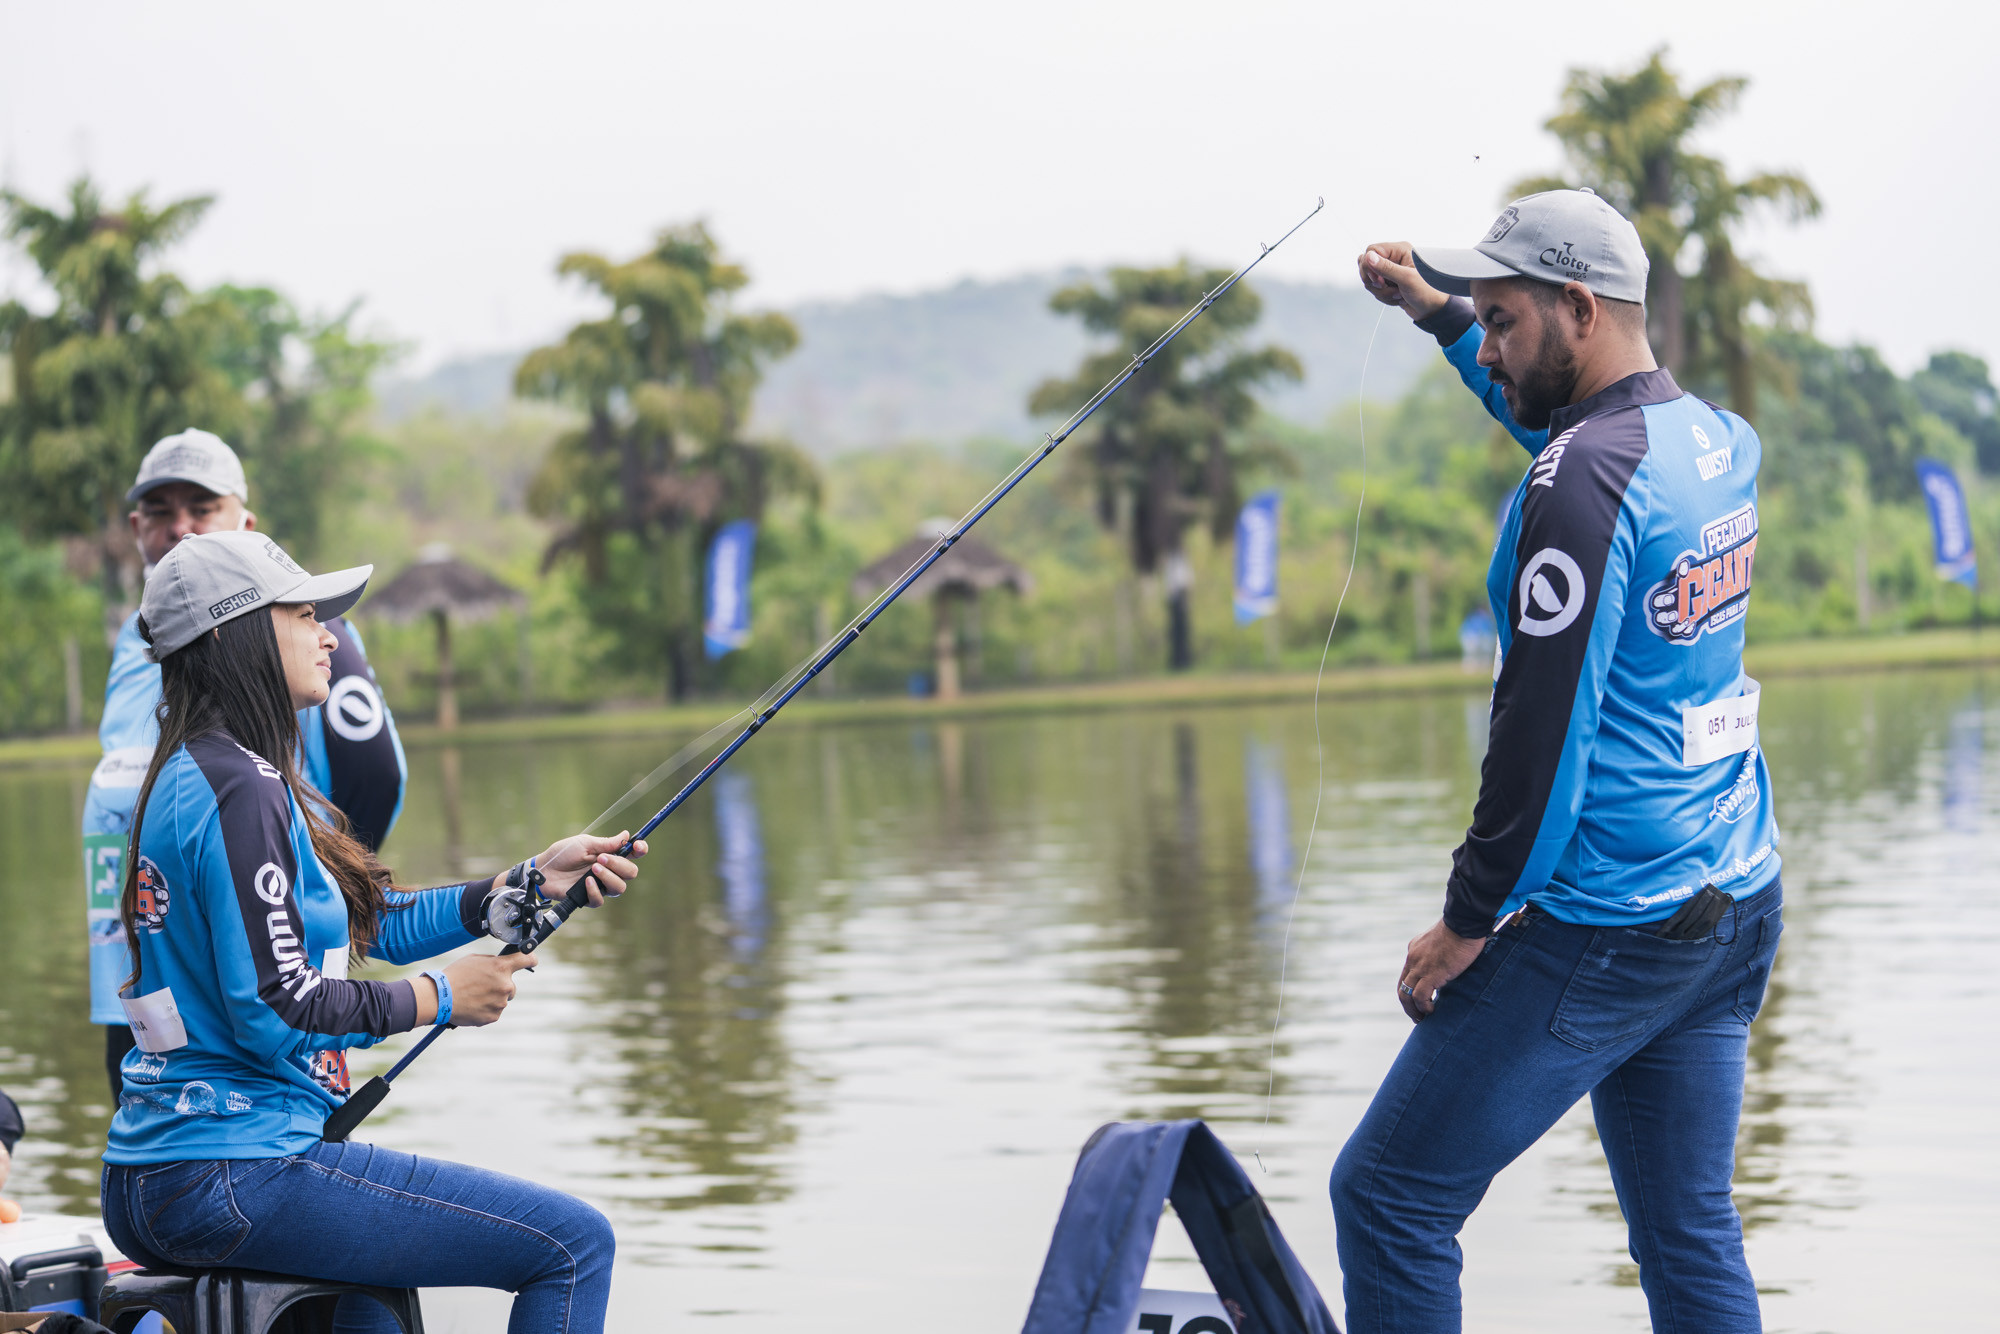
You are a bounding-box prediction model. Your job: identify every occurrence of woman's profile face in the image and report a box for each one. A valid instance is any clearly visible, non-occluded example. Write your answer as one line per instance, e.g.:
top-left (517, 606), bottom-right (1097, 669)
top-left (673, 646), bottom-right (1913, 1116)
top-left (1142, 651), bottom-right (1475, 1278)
top-left (270, 603), bottom-right (338, 710)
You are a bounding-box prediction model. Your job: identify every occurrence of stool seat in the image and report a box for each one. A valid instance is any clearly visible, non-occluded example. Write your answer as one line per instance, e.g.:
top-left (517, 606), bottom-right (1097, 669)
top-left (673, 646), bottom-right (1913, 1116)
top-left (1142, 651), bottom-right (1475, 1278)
top-left (99, 1267), bottom-right (423, 1334)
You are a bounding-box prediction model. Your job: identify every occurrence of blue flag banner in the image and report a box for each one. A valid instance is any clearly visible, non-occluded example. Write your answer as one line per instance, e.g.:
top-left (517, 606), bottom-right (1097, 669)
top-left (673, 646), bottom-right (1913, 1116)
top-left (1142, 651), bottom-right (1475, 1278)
top-left (703, 519), bottom-right (758, 659)
top-left (1233, 491), bottom-right (1281, 625)
top-left (1916, 459), bottom-right (1978, 587)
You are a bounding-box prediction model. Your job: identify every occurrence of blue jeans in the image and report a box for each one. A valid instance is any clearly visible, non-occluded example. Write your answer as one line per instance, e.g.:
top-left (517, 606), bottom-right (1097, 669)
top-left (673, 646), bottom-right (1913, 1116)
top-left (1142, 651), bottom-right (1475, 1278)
top-left (1330, 880), bottom-right (1784, 1334)
top-left (102, 1139), bottom-right (614, 1334)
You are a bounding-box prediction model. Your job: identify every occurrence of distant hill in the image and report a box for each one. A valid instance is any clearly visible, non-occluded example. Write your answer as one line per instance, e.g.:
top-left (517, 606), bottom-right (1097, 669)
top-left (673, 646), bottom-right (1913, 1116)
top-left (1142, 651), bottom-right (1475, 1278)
top-left (376, 273), bottom-right (1437, 452)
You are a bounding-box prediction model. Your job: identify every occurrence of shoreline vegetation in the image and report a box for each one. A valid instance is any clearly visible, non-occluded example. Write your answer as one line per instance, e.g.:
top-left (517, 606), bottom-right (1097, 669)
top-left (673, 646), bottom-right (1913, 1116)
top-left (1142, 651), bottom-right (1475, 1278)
top-left (3, 626), bottom-right (1989, 771)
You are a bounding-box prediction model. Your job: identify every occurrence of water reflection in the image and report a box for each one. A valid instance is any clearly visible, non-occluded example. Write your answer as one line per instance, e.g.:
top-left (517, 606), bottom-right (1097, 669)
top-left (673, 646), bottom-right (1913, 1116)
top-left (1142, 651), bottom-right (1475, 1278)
top-left (1243, 735), bottom-right (1295, 915)
top-left (1944, 690), bottom-right (1982, 832)
top-left (0, 671), bottom-right (1994, 1331)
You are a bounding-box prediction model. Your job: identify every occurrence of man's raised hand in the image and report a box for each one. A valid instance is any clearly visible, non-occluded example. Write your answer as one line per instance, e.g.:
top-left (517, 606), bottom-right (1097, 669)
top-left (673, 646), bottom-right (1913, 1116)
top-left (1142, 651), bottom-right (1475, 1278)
top-left (1359, 243), bottom-right (1451, 322)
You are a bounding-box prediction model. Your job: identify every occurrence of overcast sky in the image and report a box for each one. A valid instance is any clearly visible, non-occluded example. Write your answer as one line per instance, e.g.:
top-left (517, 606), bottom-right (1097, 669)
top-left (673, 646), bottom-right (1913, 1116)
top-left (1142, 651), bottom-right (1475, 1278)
top-left (2, 1), bottom-right (1991, 377)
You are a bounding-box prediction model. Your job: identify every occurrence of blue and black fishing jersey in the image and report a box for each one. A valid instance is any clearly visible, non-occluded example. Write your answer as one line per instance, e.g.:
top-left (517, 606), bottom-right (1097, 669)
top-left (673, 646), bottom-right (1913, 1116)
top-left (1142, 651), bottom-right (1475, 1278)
top-left (105, 731), bottom-right (490, 1165)
top-left (83, 612), bottom-right (406, 1025)
top-left (1416, 298), bottom-right (1780, 935)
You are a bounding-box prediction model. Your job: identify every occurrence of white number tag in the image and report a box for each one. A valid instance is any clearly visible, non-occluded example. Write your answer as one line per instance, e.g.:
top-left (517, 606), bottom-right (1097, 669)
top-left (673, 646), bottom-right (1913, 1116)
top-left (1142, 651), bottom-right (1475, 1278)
top-left (121, 985), bottom-right (189, 1053)
top-left (1682, 681), bottom-right (1761, 767)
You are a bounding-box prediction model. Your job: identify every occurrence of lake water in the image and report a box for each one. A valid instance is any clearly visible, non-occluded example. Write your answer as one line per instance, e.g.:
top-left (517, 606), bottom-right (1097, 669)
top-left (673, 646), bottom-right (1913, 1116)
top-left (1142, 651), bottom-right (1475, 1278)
top-left (1, 668), bottom-right (1993, 1332)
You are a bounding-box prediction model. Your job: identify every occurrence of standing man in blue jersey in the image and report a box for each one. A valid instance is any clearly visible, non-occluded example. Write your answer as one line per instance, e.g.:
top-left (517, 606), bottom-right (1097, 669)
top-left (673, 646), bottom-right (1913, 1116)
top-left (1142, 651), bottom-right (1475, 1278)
top-left (83, 429), bottom-right (408, 1102)
top-left (1330, 190), bottom-right (1783, 1333)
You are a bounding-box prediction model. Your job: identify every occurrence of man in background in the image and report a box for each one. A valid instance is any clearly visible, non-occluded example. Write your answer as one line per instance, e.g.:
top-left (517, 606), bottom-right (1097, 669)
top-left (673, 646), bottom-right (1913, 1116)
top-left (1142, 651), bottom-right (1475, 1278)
top-left (83, 429), bottom-right (409, 1100)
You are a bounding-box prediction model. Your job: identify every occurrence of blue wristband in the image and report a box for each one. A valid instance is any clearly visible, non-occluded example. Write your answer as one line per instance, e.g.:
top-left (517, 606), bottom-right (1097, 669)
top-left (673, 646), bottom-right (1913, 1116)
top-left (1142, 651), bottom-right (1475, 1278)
top-left (423, 968), bottom-right (453, 1028)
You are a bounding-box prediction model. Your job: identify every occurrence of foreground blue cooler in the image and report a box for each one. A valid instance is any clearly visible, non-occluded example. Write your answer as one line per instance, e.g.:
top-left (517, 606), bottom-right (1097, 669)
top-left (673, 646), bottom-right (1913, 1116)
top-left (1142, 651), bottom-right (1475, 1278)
top-left (1021, 1120), bottom-right (1340, 1334)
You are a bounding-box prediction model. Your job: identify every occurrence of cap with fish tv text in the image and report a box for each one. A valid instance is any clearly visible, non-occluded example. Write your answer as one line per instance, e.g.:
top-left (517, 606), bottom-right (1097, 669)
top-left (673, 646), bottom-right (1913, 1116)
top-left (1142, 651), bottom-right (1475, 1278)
top-left (139, 530), bottom-right (372, 660)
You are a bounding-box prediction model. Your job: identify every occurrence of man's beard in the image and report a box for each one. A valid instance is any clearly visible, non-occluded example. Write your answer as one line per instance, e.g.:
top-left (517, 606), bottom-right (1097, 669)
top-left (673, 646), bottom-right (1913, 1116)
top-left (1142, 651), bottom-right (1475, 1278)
top-left (1502, 318), bottom-right (1580, 431)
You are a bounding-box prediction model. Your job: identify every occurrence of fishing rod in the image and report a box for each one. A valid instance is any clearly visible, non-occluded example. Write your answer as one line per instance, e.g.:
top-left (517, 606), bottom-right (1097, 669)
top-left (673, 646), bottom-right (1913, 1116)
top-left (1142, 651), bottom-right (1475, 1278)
top-left (323, 197), bottom-right (1325, 1143)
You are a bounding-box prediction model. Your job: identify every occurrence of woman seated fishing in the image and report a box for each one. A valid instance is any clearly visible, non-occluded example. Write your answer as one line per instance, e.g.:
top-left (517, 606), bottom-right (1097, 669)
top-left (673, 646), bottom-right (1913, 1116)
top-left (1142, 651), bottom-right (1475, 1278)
top-left (100, 530), bottom-right (648, 1334)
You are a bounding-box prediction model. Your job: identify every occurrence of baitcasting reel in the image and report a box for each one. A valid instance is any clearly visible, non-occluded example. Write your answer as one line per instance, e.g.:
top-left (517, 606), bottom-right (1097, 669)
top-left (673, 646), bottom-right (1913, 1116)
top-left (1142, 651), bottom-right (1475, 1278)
top-left (485, 858), bottom-right (593, 955)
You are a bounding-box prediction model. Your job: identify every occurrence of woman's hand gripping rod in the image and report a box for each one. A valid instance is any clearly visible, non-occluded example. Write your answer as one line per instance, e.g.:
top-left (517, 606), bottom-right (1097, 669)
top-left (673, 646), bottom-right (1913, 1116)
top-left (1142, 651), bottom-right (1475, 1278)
top-left (321, 199), bottom-right (1323, 1144)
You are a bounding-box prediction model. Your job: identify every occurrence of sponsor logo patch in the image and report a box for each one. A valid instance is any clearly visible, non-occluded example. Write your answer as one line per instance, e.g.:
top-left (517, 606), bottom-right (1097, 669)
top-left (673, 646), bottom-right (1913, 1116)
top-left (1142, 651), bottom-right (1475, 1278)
top-left (208, 586), bottom-right (261, 620)
top-left (1539, 240), bottom-right (1591, 279)
top-left (254, 861), bottom-right (290, 906)
top-left (260, 538), bottom-right (304, 575)
top-left (326, 675), bottom-right (385, 742)
top-left (1485, 207), bottom-right (1521, 243)
top-left (175, 1081), bottom-right (220, 1116)
top-left (1529, 421), bottom-right (1584, 489)
top-left (1515, 548), bottom-right (1587, 637)
top-left (310, 1049), bottom-right (352, 1097)
top-left (1711, 753), bottom-right (1761, 823)
top-left (1649, 503), bottom-right (1758, 644)
top-left (135, 856), bottom-right (172, 931)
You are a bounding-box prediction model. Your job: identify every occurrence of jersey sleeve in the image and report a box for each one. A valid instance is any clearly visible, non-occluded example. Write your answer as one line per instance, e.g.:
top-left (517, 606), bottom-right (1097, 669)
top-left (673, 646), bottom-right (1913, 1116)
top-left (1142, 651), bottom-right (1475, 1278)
top-left (300, 618), bottom-right (407, 852)
top-left (192, 748), bottom-right (419, 1059)
top-left (1415, 297), bottom-right (1548, 456)
top-left (1443, 416), bottom-right (1650, 936)
top-left (372, 879), bottom-right (493, 964)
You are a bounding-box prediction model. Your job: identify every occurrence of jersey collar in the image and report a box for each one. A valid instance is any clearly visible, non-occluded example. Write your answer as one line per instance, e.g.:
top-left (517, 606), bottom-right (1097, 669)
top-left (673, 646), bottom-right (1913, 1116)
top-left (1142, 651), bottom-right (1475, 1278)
top-left (1548, 368), bottom-right (1683, 436)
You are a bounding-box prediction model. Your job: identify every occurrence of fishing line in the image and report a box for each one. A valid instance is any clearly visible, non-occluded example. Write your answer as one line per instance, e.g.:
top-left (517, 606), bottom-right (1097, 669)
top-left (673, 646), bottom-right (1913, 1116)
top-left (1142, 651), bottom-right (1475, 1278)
top-left (1254, 307), bottom-right (1384, 1171)
top-left (584, 203), bottom-right (1329, 839)
top-left (323, 201), bottom-right (1327, 1144)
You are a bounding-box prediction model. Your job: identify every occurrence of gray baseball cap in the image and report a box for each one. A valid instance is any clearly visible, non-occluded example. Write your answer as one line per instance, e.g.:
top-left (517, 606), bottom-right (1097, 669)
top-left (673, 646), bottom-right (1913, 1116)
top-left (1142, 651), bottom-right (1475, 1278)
top-left (127, 429), bottom-right (249, 504)
top-left (140, 530), bottom-right (372, 661)
top-left (1413, 188), bottom-right (1649, 304)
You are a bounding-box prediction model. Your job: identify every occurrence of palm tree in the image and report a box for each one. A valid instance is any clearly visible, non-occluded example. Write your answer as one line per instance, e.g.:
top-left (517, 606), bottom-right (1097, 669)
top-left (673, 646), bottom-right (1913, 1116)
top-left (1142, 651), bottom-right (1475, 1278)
top-left (518, 224), bottom-right (816, 699)
top-left (1516, 50), bottom-right (1820, 419)
top-left (1031, 263), bottom-right (1298, 671)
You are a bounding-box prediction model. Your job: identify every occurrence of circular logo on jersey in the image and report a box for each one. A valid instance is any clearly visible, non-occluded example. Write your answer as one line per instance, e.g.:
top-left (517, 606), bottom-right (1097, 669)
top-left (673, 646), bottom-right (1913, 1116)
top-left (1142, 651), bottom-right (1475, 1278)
top-left (325, 675), bottom-right (385, 743)
top-left (1516, 548), bottom-right (1586, 638)
top-left (254, 862), bottom-right (290, 906)
top-left (135, 856), bottom-right (172, 931)
top-left (1692, 423), bottom-right (1712, 451)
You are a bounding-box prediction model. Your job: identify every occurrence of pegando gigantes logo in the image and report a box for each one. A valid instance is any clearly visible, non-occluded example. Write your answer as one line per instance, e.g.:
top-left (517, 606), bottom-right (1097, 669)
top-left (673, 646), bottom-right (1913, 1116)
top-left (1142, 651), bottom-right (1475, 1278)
top-left (1649, 503), bottom-right (1758, 644)
top-left (1515, 548), bottom-right (1586, 637)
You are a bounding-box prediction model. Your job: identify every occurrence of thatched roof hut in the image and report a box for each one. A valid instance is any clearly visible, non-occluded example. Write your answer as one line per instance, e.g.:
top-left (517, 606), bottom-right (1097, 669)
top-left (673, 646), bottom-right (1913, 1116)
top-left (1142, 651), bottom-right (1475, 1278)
top-left (850, 522), bottom-right (1032, 700)
top-left (363, 545), bottom-right (525, 728)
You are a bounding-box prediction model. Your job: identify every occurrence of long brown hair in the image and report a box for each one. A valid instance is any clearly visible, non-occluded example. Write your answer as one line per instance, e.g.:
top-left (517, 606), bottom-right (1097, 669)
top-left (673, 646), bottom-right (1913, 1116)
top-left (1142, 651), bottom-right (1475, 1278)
top-left (121, 607), bottom-right (400, 986)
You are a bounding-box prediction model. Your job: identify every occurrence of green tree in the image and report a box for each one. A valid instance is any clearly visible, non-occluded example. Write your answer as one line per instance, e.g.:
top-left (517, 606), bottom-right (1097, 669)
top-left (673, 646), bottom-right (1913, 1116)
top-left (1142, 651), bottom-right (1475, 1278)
top-left (1518, 50), bottom-right (1820, 419)
top-left (1030, 263), bottom-right (1299, 670)
top-left (207, 285), bottom-right (399, 560)
top-left (518, 223), bottom-right (815, 700)
top-left (0, 178), bottom-right (237, 604)
top-left (1912, 351), bottom-right (2000, 476)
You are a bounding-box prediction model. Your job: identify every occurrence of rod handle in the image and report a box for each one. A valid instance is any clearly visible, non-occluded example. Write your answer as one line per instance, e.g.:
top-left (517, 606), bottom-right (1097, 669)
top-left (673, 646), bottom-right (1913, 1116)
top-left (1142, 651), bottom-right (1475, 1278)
top-left (322, 1075), bottom-right (390, 1142)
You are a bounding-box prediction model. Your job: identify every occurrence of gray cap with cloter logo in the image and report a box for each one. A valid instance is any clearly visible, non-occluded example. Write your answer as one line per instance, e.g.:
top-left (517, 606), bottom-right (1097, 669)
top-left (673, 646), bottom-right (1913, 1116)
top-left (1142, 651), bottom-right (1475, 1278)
top-left (127, 429), bottom-right (250, 504)
top-left (1413, 188), bottom-right (1650, 304)
top-left (139, 530), bottom-right (372, 661)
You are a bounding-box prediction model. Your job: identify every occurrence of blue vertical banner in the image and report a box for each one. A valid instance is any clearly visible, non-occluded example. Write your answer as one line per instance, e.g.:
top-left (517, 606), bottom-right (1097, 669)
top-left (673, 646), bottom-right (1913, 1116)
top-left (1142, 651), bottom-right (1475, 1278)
top-left (1233, 490), bottom-right (1281, 625)
top-left (1916, 459), bottom-right (1978, 587)
top-left (703, 519), bottom-right (759, 659)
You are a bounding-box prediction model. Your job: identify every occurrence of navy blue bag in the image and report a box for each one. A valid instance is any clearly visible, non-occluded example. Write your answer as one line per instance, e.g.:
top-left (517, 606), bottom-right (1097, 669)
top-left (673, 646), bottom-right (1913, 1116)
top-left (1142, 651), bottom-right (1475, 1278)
top-left (1021, 1120), bottom-right (1340, 1334)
